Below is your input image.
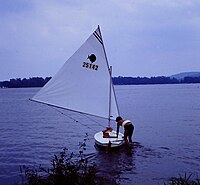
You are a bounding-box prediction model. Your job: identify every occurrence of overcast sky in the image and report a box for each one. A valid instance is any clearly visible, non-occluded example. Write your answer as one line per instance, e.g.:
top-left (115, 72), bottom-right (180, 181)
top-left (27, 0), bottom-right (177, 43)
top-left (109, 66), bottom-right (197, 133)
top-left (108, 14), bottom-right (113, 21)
top-left (0, 0), bottom-right (200, 81)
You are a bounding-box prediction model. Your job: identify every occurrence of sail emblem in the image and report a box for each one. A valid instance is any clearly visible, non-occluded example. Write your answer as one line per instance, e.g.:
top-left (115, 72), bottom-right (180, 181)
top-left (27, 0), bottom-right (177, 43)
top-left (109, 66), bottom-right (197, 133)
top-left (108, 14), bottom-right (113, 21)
top-left (83, 54), bottom-right (98, 71)
top-left (88, 54), bottom-right (96, 63)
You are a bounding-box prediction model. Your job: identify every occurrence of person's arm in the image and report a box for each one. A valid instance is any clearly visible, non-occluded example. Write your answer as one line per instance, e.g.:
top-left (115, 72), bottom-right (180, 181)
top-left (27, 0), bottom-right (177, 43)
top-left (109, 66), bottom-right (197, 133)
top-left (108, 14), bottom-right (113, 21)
top-left (116, 123), bottom-right (119, 138)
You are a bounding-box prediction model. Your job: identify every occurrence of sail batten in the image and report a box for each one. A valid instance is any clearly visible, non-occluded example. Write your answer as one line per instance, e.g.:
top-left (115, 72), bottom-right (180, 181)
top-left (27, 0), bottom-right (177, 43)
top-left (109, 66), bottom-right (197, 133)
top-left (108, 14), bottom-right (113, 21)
top-left (32, 26), bottom-right (119, 120)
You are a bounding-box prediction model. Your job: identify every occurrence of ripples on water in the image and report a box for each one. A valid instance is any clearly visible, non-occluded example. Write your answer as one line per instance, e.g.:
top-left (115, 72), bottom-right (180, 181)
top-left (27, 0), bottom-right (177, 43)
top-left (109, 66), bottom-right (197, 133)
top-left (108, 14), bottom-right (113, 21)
top-left (0, 84), bottom-right (200, 185)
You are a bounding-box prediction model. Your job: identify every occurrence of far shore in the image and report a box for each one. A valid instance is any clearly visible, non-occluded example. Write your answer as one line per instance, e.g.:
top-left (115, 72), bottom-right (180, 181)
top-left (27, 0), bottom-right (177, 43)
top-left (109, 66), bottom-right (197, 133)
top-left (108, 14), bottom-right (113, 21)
top-left (0, 75), bottom-right (200, 88)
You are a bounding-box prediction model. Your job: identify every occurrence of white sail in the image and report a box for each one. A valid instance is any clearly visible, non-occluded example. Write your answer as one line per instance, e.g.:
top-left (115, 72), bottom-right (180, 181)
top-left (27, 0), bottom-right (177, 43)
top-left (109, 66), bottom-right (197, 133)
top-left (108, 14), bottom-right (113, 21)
top-left (31, 26), bottom-right (119, 120)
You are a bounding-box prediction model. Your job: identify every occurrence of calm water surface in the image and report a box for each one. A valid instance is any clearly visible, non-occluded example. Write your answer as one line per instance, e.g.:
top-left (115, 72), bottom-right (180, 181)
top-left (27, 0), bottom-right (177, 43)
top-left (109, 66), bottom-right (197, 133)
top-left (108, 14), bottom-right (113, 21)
top-left (0, 84), bottom-right (200, 185)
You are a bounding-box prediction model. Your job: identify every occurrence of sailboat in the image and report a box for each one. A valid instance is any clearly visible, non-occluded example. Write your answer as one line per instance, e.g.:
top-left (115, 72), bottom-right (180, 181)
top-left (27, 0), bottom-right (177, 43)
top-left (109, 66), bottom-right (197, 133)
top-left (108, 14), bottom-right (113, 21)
top-left (31, 26), bottom-right (124, 148)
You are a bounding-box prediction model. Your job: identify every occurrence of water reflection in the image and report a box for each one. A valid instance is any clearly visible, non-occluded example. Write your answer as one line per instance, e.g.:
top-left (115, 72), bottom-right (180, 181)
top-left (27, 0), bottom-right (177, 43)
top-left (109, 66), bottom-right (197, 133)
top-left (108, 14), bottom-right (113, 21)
top-left (93, 142), bottom-right (141, 184)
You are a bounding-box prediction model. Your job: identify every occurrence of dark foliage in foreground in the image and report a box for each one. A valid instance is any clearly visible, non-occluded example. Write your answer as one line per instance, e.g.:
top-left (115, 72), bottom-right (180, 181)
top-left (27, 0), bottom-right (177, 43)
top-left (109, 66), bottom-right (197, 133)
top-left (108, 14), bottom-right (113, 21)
top-left (164, 173), bottom-right (200, 185)
top-left (16, 134), bottom-right (110, 185)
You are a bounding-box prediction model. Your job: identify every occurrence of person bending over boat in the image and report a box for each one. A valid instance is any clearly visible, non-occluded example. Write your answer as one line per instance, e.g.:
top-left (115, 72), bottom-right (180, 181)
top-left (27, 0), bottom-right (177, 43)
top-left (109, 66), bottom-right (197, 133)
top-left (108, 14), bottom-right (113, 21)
top-left (116, 116), bottom-right (134, 145)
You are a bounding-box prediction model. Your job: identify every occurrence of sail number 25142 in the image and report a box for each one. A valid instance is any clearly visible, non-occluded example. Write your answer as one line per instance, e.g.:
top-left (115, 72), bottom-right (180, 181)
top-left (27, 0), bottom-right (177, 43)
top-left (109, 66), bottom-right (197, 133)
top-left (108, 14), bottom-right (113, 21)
top-left (83, 62), bottom-right (98, 71)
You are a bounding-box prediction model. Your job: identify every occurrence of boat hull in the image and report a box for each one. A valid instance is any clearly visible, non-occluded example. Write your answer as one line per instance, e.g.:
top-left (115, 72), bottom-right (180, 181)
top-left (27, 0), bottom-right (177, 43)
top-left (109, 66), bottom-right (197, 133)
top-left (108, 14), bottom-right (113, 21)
top-left (94, 131), bottom-right (124, 148)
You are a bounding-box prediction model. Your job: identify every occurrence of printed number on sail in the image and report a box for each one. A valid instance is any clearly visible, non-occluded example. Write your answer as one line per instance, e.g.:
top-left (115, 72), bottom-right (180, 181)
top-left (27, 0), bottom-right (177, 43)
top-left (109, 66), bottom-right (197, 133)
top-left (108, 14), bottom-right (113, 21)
top-left (83, 62), bottom-right (98, 71)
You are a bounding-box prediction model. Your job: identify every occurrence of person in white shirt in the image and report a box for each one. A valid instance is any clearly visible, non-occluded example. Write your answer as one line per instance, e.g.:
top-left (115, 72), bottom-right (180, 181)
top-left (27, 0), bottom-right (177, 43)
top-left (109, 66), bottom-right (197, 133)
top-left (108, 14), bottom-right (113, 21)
top-left (116, 116), bottom-right (134, 145)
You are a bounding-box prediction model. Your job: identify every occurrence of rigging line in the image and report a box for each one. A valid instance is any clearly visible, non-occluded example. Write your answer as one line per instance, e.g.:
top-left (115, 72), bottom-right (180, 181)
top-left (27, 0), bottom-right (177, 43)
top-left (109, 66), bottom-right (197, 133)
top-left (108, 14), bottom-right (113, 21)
top-left (83, 114), bottom-right (110, 129)
top-left (51, 106), bottom-right (93, 130)
top-left (47, 104), bottom-right (111, 130)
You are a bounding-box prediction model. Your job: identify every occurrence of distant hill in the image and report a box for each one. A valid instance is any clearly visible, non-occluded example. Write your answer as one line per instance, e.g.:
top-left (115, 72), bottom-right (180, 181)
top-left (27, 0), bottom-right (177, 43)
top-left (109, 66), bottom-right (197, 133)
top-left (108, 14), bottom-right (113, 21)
top-left (170, 72), bottom-right (200, 80)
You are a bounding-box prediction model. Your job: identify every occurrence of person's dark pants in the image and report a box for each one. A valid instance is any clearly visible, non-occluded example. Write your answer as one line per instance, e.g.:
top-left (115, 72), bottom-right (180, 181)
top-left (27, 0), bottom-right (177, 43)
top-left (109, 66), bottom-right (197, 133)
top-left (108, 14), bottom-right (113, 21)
top-left (124, 124), bottom-right (134, 143)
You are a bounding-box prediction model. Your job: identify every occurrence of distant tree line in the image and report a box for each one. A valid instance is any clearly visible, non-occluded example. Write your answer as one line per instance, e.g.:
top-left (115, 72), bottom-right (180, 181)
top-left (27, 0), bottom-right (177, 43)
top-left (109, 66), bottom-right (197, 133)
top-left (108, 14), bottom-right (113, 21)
top-left (0, 76), bottom-right (200, 88)
top-left (0, 77), bottom-right (51, 88)
top-left (113, 76), bottom-right (200, 85)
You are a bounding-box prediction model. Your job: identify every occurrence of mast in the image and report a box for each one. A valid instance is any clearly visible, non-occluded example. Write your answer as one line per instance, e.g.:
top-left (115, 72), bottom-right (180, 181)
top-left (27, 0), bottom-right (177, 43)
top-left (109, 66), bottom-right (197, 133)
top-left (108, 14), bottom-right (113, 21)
top-left (97, 25), bottom-right (120, 125)
top-left (108, 66), bottom-right (112, 128)
top-left (97, 26), bottom-right (113, 127)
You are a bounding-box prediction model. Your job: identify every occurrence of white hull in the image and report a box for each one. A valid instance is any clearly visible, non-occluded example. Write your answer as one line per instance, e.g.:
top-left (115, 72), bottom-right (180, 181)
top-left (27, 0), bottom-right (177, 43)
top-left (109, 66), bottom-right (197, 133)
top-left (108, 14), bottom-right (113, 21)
top-left (94, 130), bottom-right (124, 148)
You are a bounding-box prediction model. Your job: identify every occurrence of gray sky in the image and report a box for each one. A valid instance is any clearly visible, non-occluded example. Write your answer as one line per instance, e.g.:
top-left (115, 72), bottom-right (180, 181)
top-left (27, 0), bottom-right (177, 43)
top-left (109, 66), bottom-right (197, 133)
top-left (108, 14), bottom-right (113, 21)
top-left (1, 0), bottom-right (200, 81)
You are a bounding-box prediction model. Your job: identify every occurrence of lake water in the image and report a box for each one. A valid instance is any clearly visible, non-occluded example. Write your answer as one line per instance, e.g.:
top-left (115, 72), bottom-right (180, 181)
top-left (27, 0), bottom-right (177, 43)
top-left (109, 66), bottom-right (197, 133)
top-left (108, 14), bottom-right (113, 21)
top-left (0, 84), bottom-right (200, 185)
